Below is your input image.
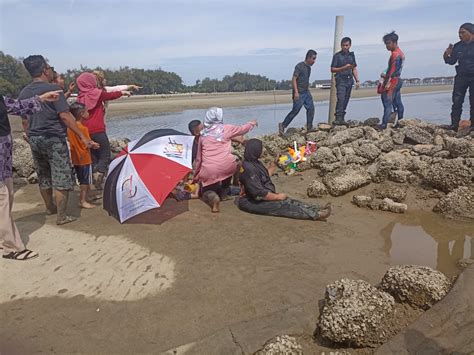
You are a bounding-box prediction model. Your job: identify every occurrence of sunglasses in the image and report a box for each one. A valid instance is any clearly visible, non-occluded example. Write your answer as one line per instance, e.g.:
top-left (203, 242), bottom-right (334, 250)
top-left (44, 65), bottom-right (54, 71)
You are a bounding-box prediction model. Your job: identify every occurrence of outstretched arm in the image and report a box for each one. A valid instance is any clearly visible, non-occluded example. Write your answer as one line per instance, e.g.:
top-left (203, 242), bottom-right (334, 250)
top-left (224, 121), bottom-right (257, 139)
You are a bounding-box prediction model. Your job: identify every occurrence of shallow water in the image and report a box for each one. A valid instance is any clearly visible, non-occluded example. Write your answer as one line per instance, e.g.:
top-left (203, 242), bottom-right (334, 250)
top-left (382, 212), bottom-right (473, 278)
top-left (107, 91), bottom-right (470, 140)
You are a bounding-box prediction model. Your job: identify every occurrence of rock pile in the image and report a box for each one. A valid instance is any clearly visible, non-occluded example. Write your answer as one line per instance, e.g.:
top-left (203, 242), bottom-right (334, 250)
top-left (318, 265), bottom-right (452, 347)
top-left (256, 335), bottom-right (303, 355)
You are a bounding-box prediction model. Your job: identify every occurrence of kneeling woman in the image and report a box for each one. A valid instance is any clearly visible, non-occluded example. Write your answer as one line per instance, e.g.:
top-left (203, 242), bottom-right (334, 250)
top-left (238, 139), bottom-right (331, 221)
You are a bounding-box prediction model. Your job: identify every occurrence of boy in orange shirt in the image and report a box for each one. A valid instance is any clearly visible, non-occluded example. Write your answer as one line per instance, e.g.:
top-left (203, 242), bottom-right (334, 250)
top-left (68, 102), bottom-right (100, 208)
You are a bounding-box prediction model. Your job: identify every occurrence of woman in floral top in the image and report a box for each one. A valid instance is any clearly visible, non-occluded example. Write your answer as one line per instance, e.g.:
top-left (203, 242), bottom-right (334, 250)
top-left (0, 91), bottom-right (60, 261)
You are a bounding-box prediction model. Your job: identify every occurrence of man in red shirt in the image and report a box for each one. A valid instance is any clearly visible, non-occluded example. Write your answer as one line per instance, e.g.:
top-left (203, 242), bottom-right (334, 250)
top-left (380, 31), bottom-right (405, 129)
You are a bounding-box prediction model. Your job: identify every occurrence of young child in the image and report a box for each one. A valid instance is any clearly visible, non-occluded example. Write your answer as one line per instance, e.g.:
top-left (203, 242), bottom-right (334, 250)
top-left (68, 102), bottom-right (99, 208)
top-left (171, 173), bottom-right (200, 201)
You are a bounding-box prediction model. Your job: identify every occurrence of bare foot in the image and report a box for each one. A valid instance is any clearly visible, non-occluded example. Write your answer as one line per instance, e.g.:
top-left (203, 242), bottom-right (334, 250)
top-left (80, 202), bottom-right (95, 209)
top-left (316, 206), bottom-right (332, 221)
top-left (211, 197), bottom-right (220, 213)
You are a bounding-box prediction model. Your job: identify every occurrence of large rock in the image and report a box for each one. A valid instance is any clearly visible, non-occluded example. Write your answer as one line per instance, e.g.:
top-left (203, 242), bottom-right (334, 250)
top-left (423, 159), bottom-right (472, 192)
top-left (433, 186), bottom-right (474, 219)
top-left (388, 169), bottom-right (413, 183)
top-left (12, 138), bottom-right (35, 178)
top-left (354, 142), bottom-right (382, 161)
top-left (371, 150), bottom-right (414, 182)
top-left (372, 184), bottom-right (407, 202)
top-left (380, 265), bottom-right (452, 310)
top-left (262, 135), bottom-right (288, 155)
top-left (412, 144), bottom-right (443, 156)
top-left (352, 195), bottom-right (374, 208)
top-left (444, 136), bottom-right (472, 158)
top-left (402, 126), bottom-right (433, 145)
top-left (398, 118), bottom-right (437, 133)
top-left (256, 335), bottom-right (302, 355)
top-left (312, 147), bottom-right (338, 167)
top-left (379, 198), bottom-right (407, 213)
top-left (318, 279), bottom-right (395, 347)
top-left (327, 128), bottom-right (364, 147)
top-left (323, 166), bottom-right (372, 196)
top-left (307, 180), bottom-right (328, 197)
top-left (306, 131), bottom-right (328, 143)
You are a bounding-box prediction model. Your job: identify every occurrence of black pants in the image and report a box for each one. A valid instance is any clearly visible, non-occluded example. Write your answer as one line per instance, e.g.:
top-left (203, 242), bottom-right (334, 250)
top-left (201, 176), bottom-right (232, 200)
top-left (90, 132), bottom-right (111, 174)
top-left (335, 79), bottom-right (353, 121)
top-left (238, 197), bottom-right (321, 220)
top-left (451, 74), bottom-right (474, 128)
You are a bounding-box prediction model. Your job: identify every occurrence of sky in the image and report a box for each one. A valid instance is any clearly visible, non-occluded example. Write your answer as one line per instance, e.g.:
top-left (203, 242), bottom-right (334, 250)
top-left (0, 0), bottom-right (472, 85)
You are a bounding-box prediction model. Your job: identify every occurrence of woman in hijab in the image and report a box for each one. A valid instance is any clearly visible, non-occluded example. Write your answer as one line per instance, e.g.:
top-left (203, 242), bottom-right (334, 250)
top-left (238, 139), bottom-right (331, 221)
top-left (194, 107), bottom-right (257, 212)
top-left (1, 91), bottom-right (60, 260)
top-left (76, 72), bottom-right (131, 189)
top-left (444, 22), bottom-right (474, 131)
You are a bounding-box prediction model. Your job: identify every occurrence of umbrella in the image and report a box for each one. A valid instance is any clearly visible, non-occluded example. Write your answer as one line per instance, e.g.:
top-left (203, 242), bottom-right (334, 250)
top-left (103, 129), bottom-right (194, 223)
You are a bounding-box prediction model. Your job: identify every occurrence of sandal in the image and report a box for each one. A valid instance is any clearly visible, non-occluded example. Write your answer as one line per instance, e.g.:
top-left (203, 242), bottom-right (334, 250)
top-left (3, 249), bottom-right (39, 261)
top-left (56, 215), bottom-right (77, 225)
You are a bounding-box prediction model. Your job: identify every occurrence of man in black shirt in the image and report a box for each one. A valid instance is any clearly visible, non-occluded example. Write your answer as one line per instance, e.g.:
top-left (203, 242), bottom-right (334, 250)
top-left (330, 37), bottom-right (360, 126)
top-left (444, 22), bottom-right (474, 131)
top-left (278, 49), bottom-right (317, 135)
top-left (18, 55), bottom-right (98, 225)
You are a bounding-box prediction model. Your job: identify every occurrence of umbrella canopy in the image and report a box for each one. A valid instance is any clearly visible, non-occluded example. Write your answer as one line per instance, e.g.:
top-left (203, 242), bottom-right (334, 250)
top-left (103, 129), bottom-right (194, 223)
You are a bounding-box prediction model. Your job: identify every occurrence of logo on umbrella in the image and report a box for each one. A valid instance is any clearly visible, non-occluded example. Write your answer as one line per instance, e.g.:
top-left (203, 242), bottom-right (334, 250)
top-left (121, 175), bottom-right (137, 198)
top-left (163, 138), bottom-right (184, 158)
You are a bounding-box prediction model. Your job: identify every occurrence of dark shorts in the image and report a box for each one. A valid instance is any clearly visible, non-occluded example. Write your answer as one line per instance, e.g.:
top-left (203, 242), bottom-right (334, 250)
top-left (29, 135), bottom-right (73, 190)
top-left (74, 164), bottom-right (92, 185)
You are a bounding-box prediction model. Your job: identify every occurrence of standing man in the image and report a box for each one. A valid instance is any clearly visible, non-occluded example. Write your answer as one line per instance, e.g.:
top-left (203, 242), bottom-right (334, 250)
top-left (278, 49), bottom-right (317, 135)
top-left (443, 22), bottom-right (474, 131)
top-left (379, 31), bottom-right (405, 129)
top-left (18, 55), bottom-right (99, 225)
top-left (330, 37), bottom-right (360, 125)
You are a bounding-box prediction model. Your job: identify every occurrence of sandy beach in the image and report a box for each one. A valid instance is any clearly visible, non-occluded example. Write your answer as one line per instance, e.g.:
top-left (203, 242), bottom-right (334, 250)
top-left (3, 84), bottom-right (473, 354)
top-left (2, 169), bottom-right (472, 353)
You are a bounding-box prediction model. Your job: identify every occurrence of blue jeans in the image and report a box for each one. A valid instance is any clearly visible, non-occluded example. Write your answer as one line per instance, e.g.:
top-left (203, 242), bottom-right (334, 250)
top-left (381, 80), bottom-right (403, 128)
top-left (335, 79), bottom-right (353, 120)
top-left (282, 90), bottom-right (315, 129)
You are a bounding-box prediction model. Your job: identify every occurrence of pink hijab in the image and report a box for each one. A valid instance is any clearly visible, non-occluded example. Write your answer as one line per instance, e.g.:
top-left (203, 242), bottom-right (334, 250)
top-left (76, 72), bottom-right (103, 110)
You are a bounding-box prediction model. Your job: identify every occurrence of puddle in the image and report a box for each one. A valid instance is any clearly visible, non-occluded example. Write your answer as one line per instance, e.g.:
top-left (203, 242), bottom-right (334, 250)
top-left (381, 212), bottom-right (473, 278)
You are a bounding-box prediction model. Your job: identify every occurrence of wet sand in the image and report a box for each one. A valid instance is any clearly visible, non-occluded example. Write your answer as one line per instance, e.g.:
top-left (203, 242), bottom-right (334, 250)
top-left (105, 85), bottom-right (451, 119)
top-left (1, 170), bottom-right (471, 353)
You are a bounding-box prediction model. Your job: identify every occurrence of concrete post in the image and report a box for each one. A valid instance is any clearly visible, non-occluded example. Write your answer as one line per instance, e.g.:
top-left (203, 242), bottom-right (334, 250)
top-left (328, 16), bottom-right (344, 124)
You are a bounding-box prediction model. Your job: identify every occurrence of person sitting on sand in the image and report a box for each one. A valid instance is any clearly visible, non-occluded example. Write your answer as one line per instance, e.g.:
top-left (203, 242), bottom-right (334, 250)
top-left (238, 138), bottom-right (331, 221)
top-left (194, 107), bottom-right (257, 212)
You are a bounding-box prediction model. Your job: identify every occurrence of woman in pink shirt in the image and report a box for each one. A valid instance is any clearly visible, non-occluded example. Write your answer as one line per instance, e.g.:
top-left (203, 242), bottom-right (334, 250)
top-left (194, 107), bottom-right (257, 212)
top-left (76, 72), bottom-right (131, 189)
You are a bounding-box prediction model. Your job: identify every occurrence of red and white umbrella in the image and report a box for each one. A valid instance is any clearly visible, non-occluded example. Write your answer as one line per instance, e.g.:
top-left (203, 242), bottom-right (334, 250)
top-left (103, 129), bottom-right (194, 223)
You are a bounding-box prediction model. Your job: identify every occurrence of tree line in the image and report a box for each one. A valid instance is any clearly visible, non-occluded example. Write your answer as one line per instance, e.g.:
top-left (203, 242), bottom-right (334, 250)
top-left (1, 51), bottom-right (293, 96)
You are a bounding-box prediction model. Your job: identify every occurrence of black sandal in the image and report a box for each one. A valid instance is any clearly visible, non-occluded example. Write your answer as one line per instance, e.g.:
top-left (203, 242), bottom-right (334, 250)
top-left (3, 249), bottom-right (39, 261)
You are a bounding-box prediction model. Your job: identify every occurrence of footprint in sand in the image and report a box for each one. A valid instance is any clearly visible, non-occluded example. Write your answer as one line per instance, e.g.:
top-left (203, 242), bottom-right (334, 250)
top-left (0, 224), bottom-right (175, 302)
